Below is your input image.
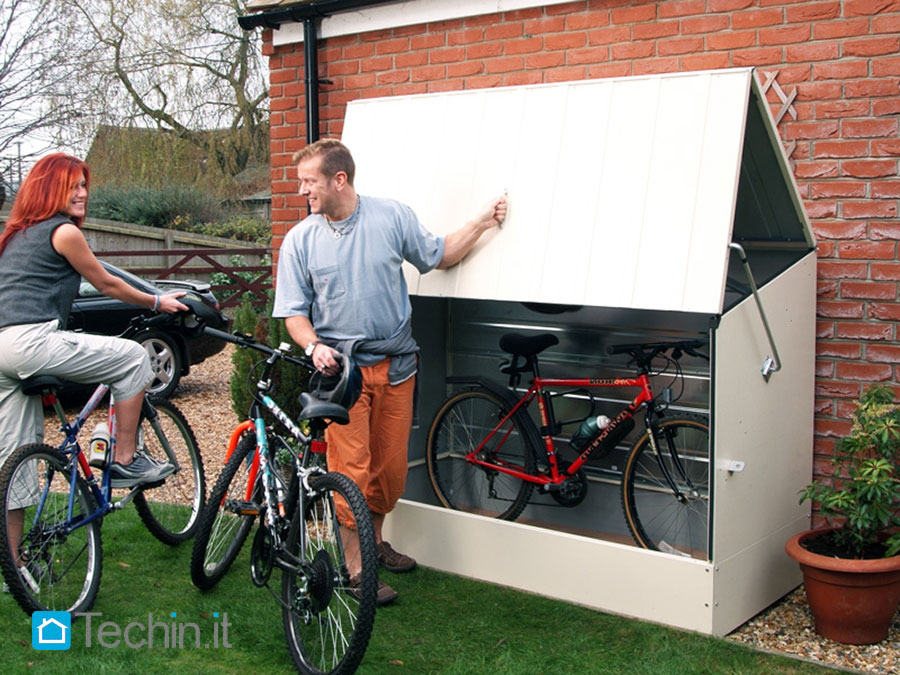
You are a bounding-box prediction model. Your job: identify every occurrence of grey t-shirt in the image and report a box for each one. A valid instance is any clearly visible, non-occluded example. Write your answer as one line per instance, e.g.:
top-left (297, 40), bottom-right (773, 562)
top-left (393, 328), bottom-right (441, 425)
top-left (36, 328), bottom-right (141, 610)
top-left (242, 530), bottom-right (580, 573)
top-left (273, 195), bottom-right (445, 365)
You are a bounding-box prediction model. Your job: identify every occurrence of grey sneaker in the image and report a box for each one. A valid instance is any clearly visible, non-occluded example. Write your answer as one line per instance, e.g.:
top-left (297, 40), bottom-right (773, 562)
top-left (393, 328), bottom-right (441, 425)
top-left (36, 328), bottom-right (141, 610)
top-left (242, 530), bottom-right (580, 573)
top-left (108, 453), bottom-right (167, 488)
top-left (135, 451), bottom-right (176, 480)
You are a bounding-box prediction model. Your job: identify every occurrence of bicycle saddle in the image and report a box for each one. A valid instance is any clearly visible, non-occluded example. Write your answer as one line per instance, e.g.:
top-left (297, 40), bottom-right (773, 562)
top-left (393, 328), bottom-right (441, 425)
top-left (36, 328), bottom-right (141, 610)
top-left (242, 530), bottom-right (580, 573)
top-left (20, 375), bottom-right (65, 397)
top-left (499, 333), bottom-right (559, 357)
top-left (298, 392), bottom-right (350, 425)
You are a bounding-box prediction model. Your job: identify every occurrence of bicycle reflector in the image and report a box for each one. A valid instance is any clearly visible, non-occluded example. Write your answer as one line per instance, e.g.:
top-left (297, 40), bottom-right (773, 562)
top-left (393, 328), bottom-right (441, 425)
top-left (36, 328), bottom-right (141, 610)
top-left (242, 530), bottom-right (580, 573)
top-left (309, 351), bottom-right (363, 411)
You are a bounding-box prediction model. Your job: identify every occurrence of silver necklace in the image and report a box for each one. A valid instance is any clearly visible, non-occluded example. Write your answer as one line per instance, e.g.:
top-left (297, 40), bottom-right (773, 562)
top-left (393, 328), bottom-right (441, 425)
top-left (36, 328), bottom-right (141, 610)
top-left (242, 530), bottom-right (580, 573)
top-left (325, 198), bottom-right (361, 239)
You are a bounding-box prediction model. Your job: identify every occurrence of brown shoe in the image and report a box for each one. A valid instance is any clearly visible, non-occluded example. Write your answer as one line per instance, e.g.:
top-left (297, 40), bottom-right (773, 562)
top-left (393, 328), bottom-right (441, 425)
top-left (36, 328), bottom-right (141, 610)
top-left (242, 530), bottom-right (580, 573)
top-left (377, 541), bottom-right (417, 573)
top-left (348, 574), bottom-right (398, 607)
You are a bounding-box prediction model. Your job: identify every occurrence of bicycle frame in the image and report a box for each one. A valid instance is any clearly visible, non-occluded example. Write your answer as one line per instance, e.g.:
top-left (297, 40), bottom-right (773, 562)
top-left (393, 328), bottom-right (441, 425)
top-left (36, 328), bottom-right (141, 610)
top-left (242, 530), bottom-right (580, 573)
top-left (466, 374), bottom-right (655, 488)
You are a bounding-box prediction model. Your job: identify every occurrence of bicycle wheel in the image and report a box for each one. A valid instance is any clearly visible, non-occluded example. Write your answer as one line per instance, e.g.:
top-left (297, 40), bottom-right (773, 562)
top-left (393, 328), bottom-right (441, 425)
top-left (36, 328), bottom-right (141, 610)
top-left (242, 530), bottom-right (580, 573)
top-left (426, 388), bottom-right (536, 520)
top-left (621, 414), bottom-right (711, 560)
top-left (0, 444), bottom-right (102, 614)
top-left (282, 472), bottom-right (377, 675)
top-left (190, 431), bottom-right (259, 590)
top-left (134, 397), bottom-right (206, 545)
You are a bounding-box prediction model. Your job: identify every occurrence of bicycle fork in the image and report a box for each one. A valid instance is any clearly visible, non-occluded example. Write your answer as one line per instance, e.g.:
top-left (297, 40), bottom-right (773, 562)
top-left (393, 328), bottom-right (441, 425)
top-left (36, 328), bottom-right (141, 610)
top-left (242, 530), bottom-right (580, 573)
top-left (644, 409), bottom-right (697, 503)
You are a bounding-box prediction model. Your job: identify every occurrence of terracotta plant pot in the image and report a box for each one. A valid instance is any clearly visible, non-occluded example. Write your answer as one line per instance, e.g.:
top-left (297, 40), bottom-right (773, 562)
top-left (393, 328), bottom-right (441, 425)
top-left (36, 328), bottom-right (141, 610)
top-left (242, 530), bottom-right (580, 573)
top-left (785, 527), bottom-right (900, 644)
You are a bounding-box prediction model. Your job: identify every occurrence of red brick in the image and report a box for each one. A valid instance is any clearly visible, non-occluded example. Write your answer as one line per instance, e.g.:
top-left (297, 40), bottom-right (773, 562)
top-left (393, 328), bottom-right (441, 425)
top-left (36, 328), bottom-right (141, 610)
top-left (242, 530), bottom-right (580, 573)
top-left (845, 78), bottom-right (900, 98)
top-left (805, 200), bottom-right (837, 218)
top-left (817, 321), bottom-right (836, 338)
top-left (376, 70), bottom-right (411, 85)
top-left (344, 73), bottom-right (377, 89)
top-left (818, 260), bottom-right (868, 278)
top-left (816, 360), bottom-right (835, 377)
top-left (783, 121), bottom-right (839, 141)
top-left (814, 398), bottom-right (834, 416)
top-left (546, 1), bottom-right (588, 15)
top-left (360, 56), bottom-right (393, 72)
top-left (817, 342), bottom-right (862, 358)
top-left (842, 201), bottom-right (898, 219)
top-left (611, 42), bottom-right (656, 60)
top-left (524, 16), bottom-right (567, 34)
top-left (707, 31), bottom-right (757, 50)
top-left (813, 61), bottom-right (870, 80)
top-left (657, 37), bottom-right (704, 56)
top-left (813, 140), bottom-right (869, 158)
top-left (710, 0), bottom-right (754, 9)
top-left (545, 33), bottom-right (587, 51)
top-left (872, 15), bottom-right (900, 33)
top-left (633, 21), bottom-right (680, 40)
top-left (815, 380), bottom-right (861, 398)
top-left (587, 62), bottom-right (633, 79)
top-left (836, 361), bottom-right (894, 381)
top-left (810, 181), bottom-right (866, 198)
top-left (796, 81), bottom-right (843, 101)
top-left (795, 160), bottom-right (839, 178)
top-left (813, 17), bottom-right (870, 39)
top-left (818, 279), bottom-right (839, 297)
top-left (838, 241), bottom-right (897, 259)
top-left (817, 300), bottom-right (865, 318)
top-left (343, 44), bottom-right (375, 60)
top-left (733, 8), bottom-right (783, 29)
top-left (485, 23), bottom-right (523, 40)
top-left (410, 65), bottom-right (446, 81)
top-left (841, 281), bottom-right (897, 300)
top-left (588, 26), bottom-right (633, 45)
top-left (867, 344), bottom-right (900, 363)
top-left (733, 47), bottom-right (784, 66)
top-left (634, 58), bottom-right (681, 75)
top-left (841, 159), bottom-right (898, 178)
top-left (785, 2), bottom-right (842, 22)
top-left (270, 97), bottom-right (298, 112)
top-left (427, 79), bottom-right (465, 94)
top-left (872, 57), bottom-right (900, 77)
top-left (447, 28), bottom-right (483, 46)
top-left (610, 5), bottom-right (656, 23)
top-left (786, 42), bottom-right (841, 63)
top-left (681, 53), bottom-right (731, 71)
top-left (871, 303), bottom-right (900, 321)
top-left (447, 61), bottom-right (483, 78)
top-left (411, 34), bottom-right (446, 50)
top-left (835, 321), bottom-right (894, 340)
top-left (328, 61), bottom-right (360, 77)
top-left (844, 0), bottom-right (899, 16)
top-left (658, 0), bottom-right (707, 17)
top-left (818, 240), bottom-right (837, 257)
top-left (872, 140), bottom-right (900, 157)
top-left (872, 263), bottom-right (900, 280)
top-left (565, 12), bottom-right (611, 31)
top-left (681, 15), bottom-right (730, 34)
top-left (526, 51), bottom-right (566, 69)
top-left (546, 66), bottom-right (591, 82)
top-left (844, 119), bottom-right (899, 138)
top-left (503, 71), bottom-right (544, 86)
top-left (872, 182), bottom-right (900, 199)
top-left (844, 37), bottom-right (900, 57)
top-left (429, 47), bottom-right (466, 64)
top-left (815, 418), bottom-right (854, 437)
top-left (759, 24), bottom-right (811, 46)
top-left (568, 47), bottom-right (610, 65)
top-left (465, 42), bottom-right (503, 59)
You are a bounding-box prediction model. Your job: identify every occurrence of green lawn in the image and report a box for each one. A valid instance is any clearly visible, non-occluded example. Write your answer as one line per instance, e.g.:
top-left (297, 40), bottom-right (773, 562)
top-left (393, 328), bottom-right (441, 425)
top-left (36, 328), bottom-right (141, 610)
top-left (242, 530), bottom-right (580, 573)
top-left (2, 509), bottom-right (834, 674)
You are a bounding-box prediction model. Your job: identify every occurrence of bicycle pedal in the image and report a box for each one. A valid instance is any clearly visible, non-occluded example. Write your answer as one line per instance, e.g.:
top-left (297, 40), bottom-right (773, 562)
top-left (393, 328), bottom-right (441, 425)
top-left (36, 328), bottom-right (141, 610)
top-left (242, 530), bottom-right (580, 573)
top-left (235, 500), bottom-right (261, 516)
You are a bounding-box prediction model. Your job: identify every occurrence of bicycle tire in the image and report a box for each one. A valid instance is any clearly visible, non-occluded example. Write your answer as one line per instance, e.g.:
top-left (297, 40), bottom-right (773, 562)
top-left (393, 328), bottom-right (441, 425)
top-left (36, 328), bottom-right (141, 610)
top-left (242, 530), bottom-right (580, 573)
top-left (134, 397), bottom-right (206, 545)
top-left (0, 444), bottom-right (103, 614)
top-left (282, 471), bottom-right (377, 675)
top-left (621, 414), bottom-right (711, 560)
top-left (190, 431), bottom-right (259, 590)
top-left (426, 388), bottom-right (536, 521)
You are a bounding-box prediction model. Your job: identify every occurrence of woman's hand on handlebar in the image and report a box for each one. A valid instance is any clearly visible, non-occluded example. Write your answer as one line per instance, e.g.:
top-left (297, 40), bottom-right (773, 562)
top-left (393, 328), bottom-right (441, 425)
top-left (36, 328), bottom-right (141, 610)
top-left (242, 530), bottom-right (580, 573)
top-left (156, 291), bottom-right (189, 314)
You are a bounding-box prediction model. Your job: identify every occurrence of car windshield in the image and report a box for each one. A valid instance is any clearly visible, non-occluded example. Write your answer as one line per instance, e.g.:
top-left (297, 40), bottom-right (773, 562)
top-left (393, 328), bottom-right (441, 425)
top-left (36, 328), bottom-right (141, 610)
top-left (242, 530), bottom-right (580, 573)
top-left (78, 262), bottom-right (158, 298)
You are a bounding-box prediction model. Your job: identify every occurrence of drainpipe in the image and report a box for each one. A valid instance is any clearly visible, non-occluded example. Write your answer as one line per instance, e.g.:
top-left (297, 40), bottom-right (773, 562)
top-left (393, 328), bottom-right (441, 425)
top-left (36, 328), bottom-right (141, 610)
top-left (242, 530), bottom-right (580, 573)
top-left (303, 17), bottom-right (320, 144)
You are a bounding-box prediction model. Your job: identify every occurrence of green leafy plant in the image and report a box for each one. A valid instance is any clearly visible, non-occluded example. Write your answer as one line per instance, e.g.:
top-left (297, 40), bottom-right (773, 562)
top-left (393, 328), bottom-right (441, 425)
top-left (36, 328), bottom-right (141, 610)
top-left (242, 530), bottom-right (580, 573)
top-left (799, 384), bottom-right (900, 558)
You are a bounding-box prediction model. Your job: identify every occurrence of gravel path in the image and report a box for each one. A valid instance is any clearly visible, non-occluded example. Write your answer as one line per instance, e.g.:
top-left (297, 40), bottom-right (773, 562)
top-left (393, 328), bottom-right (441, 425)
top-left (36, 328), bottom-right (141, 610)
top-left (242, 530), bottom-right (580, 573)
top-left (60, 344), bottom-right (898, 673)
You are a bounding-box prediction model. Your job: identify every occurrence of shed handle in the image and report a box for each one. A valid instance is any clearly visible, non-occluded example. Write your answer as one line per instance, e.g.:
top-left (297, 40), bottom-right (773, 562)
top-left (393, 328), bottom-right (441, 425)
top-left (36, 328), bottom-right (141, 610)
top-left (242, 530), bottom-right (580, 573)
top-left (729, 243), bottom-right (782, 381)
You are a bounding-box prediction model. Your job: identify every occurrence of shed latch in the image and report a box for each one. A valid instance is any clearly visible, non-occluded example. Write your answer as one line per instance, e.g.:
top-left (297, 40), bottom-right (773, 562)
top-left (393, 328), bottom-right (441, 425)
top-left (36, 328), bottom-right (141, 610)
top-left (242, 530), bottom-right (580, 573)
top-left (729, 243), bottom-right (782, 381)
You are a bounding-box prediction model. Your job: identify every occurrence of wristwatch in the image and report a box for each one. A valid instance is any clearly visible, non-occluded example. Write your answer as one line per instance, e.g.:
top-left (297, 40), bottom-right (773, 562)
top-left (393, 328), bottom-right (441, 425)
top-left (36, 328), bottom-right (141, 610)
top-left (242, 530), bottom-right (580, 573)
top-left (305, 340), bottom-right (320, 357)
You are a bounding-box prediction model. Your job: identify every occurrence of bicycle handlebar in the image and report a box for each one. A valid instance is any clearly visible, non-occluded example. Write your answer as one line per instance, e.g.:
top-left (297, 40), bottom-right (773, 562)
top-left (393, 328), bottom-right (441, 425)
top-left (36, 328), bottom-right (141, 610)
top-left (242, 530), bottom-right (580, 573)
top-left (203, 325), bottom-right (314, 371)
top-left (607, 339), bottom-right (708, 367)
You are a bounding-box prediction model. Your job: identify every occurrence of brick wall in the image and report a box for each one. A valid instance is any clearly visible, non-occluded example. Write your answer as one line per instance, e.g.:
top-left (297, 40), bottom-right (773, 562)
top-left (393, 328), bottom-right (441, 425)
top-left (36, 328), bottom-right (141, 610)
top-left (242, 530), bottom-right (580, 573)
top-left (263, 0), bottom-right (900, 501)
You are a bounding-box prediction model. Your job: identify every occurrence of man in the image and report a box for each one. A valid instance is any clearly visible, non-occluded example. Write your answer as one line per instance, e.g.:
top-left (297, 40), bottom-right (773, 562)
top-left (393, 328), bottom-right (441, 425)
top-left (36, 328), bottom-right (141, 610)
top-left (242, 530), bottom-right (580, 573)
top-left (273, 138), bottom-right (506, 604)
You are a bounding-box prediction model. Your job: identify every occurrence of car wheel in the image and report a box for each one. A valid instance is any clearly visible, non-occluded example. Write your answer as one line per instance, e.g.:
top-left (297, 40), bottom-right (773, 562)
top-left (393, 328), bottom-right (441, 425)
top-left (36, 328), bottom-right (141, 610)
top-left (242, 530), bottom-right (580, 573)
top-left (135, 329), bottom-right (184, 398)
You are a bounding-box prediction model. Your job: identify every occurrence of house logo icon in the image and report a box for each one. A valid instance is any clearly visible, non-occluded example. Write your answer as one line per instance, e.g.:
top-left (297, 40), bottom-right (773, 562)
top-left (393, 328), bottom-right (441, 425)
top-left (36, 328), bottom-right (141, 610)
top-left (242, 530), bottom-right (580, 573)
top-left (32, 611), bottom-right (71, 650)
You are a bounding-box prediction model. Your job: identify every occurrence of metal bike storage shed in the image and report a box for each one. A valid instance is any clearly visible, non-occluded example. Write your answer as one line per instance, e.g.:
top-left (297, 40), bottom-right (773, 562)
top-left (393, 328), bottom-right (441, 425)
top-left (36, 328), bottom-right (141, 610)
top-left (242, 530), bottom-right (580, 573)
top-left (340, 68), bottom-right (815, 636)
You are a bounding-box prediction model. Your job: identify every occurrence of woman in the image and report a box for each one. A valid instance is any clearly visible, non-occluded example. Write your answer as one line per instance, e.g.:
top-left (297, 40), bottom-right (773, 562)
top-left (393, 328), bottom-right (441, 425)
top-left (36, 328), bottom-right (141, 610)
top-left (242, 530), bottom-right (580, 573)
top-left (0, 153), bottom-right (187, 490)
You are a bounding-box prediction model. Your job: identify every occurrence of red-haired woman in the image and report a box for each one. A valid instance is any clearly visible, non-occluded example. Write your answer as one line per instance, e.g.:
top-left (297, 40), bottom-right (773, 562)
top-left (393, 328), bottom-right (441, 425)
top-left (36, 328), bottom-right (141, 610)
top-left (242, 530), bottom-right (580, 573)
top-left (0, 154), bottom-right (188, 568)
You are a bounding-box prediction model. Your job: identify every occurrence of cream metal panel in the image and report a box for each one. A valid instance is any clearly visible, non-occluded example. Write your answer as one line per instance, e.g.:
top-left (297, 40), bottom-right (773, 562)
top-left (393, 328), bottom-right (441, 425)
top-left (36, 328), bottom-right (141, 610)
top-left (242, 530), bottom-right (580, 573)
top-left (384, 500), bottom-right (716, 633)
top-left (342, 69), bottom-right (752, 314)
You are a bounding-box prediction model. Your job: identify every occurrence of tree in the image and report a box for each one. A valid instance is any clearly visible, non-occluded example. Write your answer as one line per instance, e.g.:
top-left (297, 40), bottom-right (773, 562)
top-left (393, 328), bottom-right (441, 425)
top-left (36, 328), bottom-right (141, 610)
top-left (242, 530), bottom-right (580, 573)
top-left (0, 0), bottom-right (82, 173)
top-left (57, 0), bottom-right (268, 182)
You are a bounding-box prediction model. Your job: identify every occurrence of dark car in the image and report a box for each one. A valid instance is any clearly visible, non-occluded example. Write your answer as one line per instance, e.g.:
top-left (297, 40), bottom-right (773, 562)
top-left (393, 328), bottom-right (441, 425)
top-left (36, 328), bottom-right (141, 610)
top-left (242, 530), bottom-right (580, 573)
top-left (67, 261), bottom-right (230, 398)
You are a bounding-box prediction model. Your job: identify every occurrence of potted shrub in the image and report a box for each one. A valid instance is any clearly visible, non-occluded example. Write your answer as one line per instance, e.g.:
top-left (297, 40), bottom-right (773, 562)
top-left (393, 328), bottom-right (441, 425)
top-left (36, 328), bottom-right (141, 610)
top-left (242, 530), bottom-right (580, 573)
top-left (785, 384), bottom-right (900, 644)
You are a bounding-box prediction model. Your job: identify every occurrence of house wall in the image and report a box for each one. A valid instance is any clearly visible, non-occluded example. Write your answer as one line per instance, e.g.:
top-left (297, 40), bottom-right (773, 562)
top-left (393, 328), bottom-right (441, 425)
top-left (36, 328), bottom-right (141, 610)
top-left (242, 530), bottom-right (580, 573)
top-left (261, 0), bottom-right (900, 508)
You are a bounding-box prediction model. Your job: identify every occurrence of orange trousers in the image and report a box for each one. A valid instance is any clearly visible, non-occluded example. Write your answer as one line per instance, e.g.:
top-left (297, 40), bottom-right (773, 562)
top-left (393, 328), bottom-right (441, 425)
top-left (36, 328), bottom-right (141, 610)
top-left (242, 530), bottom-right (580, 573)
top-left (326, 358), bottom-right (414, 525)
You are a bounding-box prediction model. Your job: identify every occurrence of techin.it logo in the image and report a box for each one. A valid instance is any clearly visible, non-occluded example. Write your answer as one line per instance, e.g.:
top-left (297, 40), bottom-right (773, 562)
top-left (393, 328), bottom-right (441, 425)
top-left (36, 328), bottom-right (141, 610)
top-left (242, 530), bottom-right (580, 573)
top-left (32, 611), bottom-right (72, 650)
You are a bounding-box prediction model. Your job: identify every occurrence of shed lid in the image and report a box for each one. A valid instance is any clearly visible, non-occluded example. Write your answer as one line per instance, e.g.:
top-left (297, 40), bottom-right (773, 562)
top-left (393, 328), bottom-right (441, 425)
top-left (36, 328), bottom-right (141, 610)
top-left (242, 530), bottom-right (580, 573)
top-left (341, 68), bottom-right (814, 315)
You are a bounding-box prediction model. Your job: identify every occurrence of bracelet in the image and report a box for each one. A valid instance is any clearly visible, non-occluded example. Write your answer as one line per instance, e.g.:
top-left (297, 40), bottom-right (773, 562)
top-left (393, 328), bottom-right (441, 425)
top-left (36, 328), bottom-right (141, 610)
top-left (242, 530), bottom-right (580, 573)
top-left (152, 295), bottom-right (160, 311)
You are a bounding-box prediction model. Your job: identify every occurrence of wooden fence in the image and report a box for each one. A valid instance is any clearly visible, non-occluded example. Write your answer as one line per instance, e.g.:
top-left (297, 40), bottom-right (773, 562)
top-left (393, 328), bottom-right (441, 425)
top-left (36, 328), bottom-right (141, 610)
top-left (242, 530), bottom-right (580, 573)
top-left (95, 247), bottom-right (273, 309)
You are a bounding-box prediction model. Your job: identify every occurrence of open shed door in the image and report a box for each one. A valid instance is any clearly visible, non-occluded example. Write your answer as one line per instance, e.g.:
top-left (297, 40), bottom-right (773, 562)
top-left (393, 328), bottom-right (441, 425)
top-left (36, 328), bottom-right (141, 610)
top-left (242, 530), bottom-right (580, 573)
top-left (340, 68), bottom-right (816, 636)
